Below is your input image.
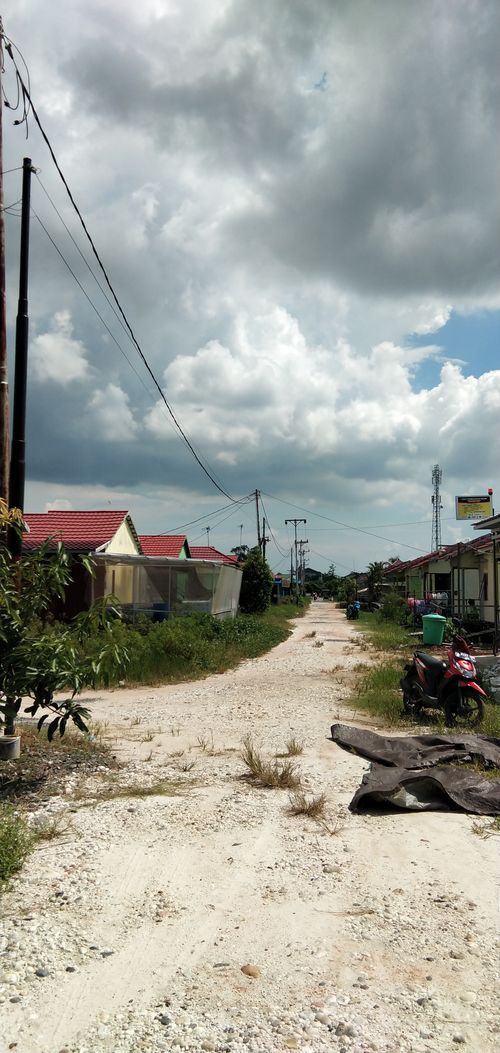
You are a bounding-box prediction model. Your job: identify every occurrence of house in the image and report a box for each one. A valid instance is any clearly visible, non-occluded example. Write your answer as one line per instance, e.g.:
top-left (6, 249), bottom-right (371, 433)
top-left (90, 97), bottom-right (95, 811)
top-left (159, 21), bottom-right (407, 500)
top-left (139, 535), bottom-right (191, 558)
top-left (23, 510), bottom-right (141, 555)
top-left (22, 510), bottom-right (142, 617)
top-left (189, 545), bottom-right (239, 565)
top-left (473, 514), bottom-right (500, 632)
top-left (385, 536), bottom-right (493, 622)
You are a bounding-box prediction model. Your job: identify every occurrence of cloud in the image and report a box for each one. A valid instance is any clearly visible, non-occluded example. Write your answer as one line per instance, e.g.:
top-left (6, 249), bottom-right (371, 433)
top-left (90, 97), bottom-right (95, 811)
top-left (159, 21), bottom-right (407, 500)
top-left (2, 0), bottom-right (499, 569)
top-left (87, 384), bottom-right (139, 442)
top-left (30, 311), bottom-right (90, 384)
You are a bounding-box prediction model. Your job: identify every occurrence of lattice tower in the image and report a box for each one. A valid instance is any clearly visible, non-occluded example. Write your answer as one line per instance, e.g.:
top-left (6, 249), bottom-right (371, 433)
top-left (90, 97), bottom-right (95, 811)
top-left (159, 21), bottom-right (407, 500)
top-left (431, 464), bottom-right (443, 551)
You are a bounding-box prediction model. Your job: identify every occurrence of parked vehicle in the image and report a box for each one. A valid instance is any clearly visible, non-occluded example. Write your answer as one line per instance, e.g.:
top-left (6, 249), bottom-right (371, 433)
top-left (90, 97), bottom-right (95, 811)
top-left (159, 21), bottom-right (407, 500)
top-left (346, 601), bottom-right (360, 620)
top-left (400, 632), bottom-right (486, 726)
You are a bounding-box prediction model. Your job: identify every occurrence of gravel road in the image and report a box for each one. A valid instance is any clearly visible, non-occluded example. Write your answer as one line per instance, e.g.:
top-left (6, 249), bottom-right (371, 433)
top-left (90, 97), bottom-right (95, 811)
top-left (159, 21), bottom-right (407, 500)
top-left (0, 602), bottom-right (498, 1053)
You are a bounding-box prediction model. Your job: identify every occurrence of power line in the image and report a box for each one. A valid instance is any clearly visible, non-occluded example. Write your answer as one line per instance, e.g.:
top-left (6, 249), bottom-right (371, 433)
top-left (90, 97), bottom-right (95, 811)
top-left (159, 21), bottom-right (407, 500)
top-left (32, 209), bottom-right (163, 405)
top-left (259, 495), bottom-right (287, 557)
top-left (3, 34), bottom-right (238, 503)
top-left (163, 494), bottom-right (253, 534)
top-left (262, 491), bottom-right (426, 554)
top-left (32, 192), bottom-right (236, 478)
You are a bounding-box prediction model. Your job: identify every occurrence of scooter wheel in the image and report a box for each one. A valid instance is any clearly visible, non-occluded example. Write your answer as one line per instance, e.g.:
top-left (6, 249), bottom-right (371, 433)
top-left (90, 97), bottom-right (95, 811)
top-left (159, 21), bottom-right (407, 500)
top-left (445, 688), bottom-right (484, 728)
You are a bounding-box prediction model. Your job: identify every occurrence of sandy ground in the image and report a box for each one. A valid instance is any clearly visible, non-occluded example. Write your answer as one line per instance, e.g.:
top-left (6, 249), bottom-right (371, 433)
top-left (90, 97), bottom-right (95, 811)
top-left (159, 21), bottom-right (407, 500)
top-left (0, 602), bottom-right (499, 1053)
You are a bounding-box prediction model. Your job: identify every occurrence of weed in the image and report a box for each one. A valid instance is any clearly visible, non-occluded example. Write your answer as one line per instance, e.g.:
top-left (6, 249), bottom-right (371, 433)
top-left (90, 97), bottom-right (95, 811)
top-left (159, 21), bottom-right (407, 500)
top-left (170, 726), bottom-right (181, 737)
top-left (276, 737), bottom-right (304, 757)
top-left (241, 737), bottom-right (301, 790)
top-left (142, 730), bottom-right (154, 742)
top-left (196, 733), bottom-right (214, 752)
top-left (143, 750), bottom-right (153, 762)
top-left (288, 791), bottom-right (327, 818)
top-left (181, 760), bottom-right (196, 772)
top-left (170, 749), bottom-right (184, 758)
top-left (31, 814), bottom-right (72, 844)
top-left (0, 804), bottom-right (32, 889)
top-left (314, 640), bottom-right (324, 648)
top-left (131, 716), bottom-right (142, 726)
top-left (305, 631), bottom-right (316, 638)
top-left (471, 816), bottom-right (500, 838)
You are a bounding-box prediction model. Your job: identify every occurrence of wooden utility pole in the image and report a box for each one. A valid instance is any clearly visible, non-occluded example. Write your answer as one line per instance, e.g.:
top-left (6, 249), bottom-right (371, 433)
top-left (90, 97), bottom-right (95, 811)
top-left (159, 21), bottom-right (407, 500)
top-left (255, 489), bottom-right (261, 550)
top-left (0, 19), bottom-right (9, 503)
top-left (8, 157), bottom-right (33, 557)
top-left (261, 517), bottom-right (270, 561)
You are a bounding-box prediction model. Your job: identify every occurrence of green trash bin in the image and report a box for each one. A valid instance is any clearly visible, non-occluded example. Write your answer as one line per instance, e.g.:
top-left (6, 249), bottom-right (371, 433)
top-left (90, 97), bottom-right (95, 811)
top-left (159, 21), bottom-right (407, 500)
top-left (422, 613), bottom-right (446, 646)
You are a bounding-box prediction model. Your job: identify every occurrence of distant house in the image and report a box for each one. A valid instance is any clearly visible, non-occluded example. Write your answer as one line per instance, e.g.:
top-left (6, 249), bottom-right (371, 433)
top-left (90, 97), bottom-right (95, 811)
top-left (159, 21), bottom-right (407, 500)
top-left (139, 535), bottom-right (191, 558)
top-left (22, 510), bottom-right (142, 617)
top-left (189, 545), bottom-right (239, 565)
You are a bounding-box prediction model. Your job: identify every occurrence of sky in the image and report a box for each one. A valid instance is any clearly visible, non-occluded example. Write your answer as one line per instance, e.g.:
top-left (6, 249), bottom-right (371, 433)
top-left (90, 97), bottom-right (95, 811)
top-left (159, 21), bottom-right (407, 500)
top-left (2, 0), bottom-right (500, 575)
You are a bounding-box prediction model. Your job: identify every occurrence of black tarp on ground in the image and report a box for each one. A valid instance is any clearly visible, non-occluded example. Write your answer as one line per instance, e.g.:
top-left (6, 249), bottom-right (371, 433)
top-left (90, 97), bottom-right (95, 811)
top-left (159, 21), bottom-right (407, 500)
top-left (329, 723), bottom-right (500, 814)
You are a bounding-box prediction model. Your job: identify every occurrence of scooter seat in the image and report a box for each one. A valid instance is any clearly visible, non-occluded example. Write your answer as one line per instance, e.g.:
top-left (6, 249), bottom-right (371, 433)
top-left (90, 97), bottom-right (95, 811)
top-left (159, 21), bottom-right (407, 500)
top-left (415, 651), bottom-right (446, 668)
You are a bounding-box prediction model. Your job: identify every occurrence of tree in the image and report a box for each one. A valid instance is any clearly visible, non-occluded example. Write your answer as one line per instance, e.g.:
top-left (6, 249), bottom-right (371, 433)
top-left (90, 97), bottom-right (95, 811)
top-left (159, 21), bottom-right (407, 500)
top-left (336, 575), bottom-right (357, 604)
top-left (0, 501), bottom-right (127, 744)
top-left (230, 544), bottom-right (250, 563)
top-left (239, 550), bottom-right (274, 614)
top-left (366, 561), bottom-right (385, 601)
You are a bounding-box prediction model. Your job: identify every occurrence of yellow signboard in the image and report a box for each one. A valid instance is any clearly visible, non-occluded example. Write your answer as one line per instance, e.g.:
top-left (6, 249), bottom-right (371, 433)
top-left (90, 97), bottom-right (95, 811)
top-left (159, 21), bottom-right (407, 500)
top-left (455, 495), bottom-right (493, 521)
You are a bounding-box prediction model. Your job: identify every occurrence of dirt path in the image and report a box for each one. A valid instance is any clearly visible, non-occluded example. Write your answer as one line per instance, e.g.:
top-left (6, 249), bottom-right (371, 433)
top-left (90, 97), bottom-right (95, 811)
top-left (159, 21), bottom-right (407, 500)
top-left (1, 603), bottom-right (498, 1053)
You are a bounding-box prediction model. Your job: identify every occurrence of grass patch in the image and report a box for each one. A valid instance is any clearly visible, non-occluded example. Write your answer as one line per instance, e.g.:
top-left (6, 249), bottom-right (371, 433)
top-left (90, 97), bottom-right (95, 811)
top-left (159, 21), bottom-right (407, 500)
top-left (353, 660), bottom-right (407, 725)
top-left (0, 803), bottom-right (32, 889)
top-left (71, 776), bottom-right (189, 807)
top-left (241, 737), bottom-right (301, 790)
top-left (354, 612), bottom-right (414, 653)
top-left (288, 791), bottom-right (327, 818)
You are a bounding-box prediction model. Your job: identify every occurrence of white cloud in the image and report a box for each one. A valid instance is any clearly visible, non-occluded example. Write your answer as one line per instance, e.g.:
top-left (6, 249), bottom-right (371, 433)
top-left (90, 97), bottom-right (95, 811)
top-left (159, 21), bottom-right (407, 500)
top-left (88, 384), bottom-right (139, 441)
top-left (30, 311), bottom-right (90, 385)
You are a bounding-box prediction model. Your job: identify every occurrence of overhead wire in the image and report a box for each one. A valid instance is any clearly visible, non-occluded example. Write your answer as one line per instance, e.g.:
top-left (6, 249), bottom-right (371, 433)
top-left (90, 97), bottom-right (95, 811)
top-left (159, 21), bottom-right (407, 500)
top-left (32, 188), bottom-right (235, 479)
top-left (162, 494), bottom-right (253, 535)
top-left (32, 208), bottom-right (166, 407)
top-left (259, 495), bottom-right (287, 557)
top-left (261, 491), bottom-right (427, 554)
top-left (3, 33), bottom-right (238, 502)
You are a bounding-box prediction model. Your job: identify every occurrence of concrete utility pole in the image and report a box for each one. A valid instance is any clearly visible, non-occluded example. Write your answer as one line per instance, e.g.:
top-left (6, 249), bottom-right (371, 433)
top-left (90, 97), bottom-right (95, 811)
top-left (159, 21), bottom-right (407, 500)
top-left (9, 157), bottom-right (34, 557)
top-left (0, 19), bottom-right (10, 503)
top-left (298, 539), bottom-right (308, 593)
top-left (285, 518), bottom-right (306, 602)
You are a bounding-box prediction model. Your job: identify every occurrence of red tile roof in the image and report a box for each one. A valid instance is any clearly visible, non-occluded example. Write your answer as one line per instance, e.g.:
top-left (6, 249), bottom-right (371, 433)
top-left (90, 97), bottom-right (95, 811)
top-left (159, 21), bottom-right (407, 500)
top-left (189, 545), bottom-right (239, 565)
top-left (23, 511), bottom-right (139, 552)
top-left (139, 535), bottom-right (190, 558)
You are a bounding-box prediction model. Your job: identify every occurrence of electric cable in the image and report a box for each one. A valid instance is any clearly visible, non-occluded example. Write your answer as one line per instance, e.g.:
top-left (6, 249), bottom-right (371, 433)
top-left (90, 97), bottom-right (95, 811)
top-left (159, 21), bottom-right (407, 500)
top-left (259, 495), bottom-right (287, 557)
top-left (33, 209), bottom-right (166, 408)
top-left (3, 34), bottom-right (238, 502)
top-left (162, 494), bottom-right (253, 535)
top-left (32, 191), bottom-right (233, 473)
top-left (262, 491), bottom-right (426, 554)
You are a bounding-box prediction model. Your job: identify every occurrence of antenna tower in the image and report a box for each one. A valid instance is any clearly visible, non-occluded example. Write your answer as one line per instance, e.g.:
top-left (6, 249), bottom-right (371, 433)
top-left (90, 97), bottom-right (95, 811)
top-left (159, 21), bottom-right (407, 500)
top-left (431, 464), bottom-right (443, 551)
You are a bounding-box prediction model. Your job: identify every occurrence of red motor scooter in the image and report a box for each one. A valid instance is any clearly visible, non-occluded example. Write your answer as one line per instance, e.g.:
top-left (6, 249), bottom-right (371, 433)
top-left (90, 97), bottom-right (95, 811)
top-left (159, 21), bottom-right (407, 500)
top-left (400, 632), bottom-right (487, 727)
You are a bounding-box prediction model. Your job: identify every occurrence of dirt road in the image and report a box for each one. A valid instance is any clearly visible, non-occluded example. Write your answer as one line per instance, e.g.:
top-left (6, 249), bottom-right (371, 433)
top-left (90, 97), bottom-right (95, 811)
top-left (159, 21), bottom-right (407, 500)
top-left (1, 603), bottom-right (498, 1053)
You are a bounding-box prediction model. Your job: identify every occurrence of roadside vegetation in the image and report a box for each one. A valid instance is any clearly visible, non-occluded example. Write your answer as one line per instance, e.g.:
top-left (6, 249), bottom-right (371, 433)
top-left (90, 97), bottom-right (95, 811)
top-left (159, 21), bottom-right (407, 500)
top-left (85, 603), bottom-right (305, 687)
top-left (348, 609), bottom-right (500, 737)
